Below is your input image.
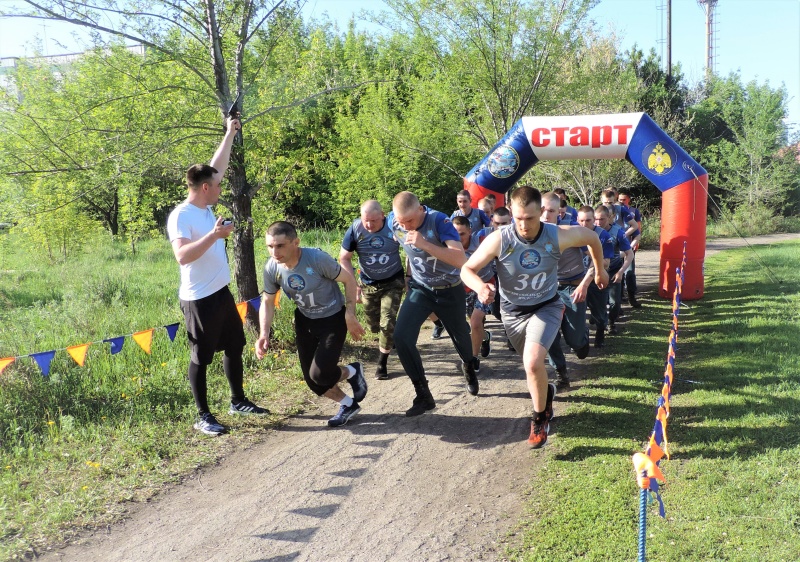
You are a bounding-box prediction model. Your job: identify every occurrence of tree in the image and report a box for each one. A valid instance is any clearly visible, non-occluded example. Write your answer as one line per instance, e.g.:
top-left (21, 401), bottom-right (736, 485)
top-left (1, 0), bottom-right (305, 310)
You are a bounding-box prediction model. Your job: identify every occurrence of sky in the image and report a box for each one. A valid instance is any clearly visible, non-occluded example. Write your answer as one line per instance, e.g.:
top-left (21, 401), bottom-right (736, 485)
top-left (1, 0), bottom-right (798, 134)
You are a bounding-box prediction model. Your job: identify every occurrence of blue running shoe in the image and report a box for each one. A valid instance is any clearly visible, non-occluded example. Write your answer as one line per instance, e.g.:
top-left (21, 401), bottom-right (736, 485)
top-left (194, 413), bottom-right (226, 436)
top-left (328, 402), bottom-right (361, 427)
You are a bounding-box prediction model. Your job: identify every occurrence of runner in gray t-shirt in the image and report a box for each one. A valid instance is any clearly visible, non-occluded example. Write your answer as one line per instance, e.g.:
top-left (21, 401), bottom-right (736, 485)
top-left (462, 186), bottom-right (608, 449)
top-left (256, 221), bottom-right (368, 428)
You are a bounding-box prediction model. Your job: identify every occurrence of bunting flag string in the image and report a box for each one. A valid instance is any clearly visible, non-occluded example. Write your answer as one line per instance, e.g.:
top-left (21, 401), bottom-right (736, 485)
top-left (0, 295), bottom-right (262, 378)
top-left (633, 243), bottom-right (688, 528)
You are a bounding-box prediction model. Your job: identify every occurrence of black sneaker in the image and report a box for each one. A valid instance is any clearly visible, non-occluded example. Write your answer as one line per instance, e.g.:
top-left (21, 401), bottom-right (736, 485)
top-left (431, 325), bottom-right (446, 339)
top-left (594, 328), bottom-right (605, 348)
top-left (555, 368), bottom-right (570, 390)
top-left (608, 324), bottom-right (618, 336)
top-left (375, 363), bottom-right (389, 380)
top-left (544, 382), bottom-right (556, 422)
top-left (574, 340), bottom-right (590, 360)
top-left (629, 295), bottom-right (642, 309)
top-left (193, 413), bottom-right (226, 436)
top-left (328, 402), bottom-right (361, 427)
top-left (229, 399), bottom-right (270, 416)
top-left (462, 361), bottom-right (479, 396)
top-left (471, 356), bottom-right (481, 374)
top-left (348, 362), bottom-right (368, 402)
top-left (480, 331), bottom-right (492, 358)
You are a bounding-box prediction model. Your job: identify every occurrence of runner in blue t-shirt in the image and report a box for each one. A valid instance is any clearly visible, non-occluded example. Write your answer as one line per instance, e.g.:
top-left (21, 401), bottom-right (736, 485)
top-left (618, 190), bottom-right (643, 308)
top-left (390, 191), bottom-right (477, 416)
top-left (339, 200), bottom-right (404, 380)
top-left (451, 189), bottom-right (491, 234)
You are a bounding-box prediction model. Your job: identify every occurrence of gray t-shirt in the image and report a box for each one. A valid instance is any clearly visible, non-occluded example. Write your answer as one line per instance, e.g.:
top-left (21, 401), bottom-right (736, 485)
top-left (263, 248), bottom-right (344, 319)
top-left (389, 207), bottom-right (461, 287)
top-left (341, 217), bottom-right (403, 284)
top-left (496, 223), bottom-right (561, 312)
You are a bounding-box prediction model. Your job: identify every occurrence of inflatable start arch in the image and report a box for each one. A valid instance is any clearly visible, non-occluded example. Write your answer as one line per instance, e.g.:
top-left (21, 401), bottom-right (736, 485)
top-left (463, 113), bottom-right (708, 300)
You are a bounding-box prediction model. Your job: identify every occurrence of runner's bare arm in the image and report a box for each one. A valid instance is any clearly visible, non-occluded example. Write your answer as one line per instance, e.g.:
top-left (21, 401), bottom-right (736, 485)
top-left (404, 231), bottom-right (467, 269)
top-left (255, 293), bottom-right (276, 359)
top-left (461, 230), bottom-right (502, 303)
top-left (335, 267), bottom-right (366, 341)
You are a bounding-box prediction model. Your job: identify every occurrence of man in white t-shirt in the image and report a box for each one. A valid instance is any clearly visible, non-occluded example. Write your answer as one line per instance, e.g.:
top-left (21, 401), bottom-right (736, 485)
top-left (167, 117), bottom-right (268, 436)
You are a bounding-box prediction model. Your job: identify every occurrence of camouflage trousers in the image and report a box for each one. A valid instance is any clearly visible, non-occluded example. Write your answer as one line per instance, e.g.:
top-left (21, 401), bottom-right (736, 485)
top-left (360, 276), bottom-right (405, 351)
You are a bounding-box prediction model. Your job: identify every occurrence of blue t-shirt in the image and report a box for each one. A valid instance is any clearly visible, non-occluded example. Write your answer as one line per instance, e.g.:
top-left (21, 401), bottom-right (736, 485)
top-left (451, 208), bottom-right (491, 233)
top-left (389, 206), bottom-right (461, 287)
top-left (341, 217), bottom-right (403, 284)
top-left (605, 224), bottom-right (632, 274)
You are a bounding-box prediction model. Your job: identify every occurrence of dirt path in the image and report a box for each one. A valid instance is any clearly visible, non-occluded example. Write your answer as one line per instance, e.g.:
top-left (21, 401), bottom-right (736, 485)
top-left (38, 233), bottom-right (800, 562)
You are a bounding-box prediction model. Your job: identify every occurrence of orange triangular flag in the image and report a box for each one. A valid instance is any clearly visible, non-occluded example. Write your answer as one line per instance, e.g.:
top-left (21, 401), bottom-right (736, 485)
top-left (274, 289), bottom-right (281, 309)
top-left (132, 329), bottom-right (154, 355)
top-left (648, 437), bottom-right (665, 465)
top-left (236, 302), bottom-right (248, 323)
top-left (67, 344), bottom-right (90, 366)
top-left (0, 357), bottom-right (15, 375)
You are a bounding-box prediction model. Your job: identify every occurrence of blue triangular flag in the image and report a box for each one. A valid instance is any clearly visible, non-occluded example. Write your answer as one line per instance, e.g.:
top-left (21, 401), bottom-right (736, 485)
top-left (248, 296), bottom-right (261, 312)
top-left (652, 419), bottom-right (664, 445)
top-left (31, 350), bottom-right (57, 377)
top-left (103, 336), bottom-right (125, 355)
top-left (165, 323), bottom-right (180, 342)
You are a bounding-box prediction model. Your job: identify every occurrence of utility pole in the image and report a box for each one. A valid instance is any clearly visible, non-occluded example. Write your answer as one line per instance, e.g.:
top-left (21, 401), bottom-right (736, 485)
top-left (666, 0), bottom-right (672, 85)
top-left (697, 0), bottom-right (719, 83)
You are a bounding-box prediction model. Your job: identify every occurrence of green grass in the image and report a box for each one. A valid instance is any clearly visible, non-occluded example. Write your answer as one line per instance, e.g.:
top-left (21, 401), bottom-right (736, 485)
top-left (508, 240), bottom-right (800, 561)
top-left (0, 228), bottom-right (373, 560)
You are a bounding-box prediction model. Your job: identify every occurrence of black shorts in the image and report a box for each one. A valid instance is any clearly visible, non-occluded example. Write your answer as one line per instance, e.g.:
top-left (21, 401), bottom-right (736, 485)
top-left (180, 286), bottom-right (246, 365)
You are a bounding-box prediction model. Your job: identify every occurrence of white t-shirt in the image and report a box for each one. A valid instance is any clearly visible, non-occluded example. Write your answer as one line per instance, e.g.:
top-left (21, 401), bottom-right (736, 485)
top-left (167, 201), bottom-right (231, 301)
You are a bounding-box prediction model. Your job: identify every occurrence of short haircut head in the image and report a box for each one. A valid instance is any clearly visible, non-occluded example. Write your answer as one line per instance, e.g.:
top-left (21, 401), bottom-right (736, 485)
top-left (266, 221), bottom-right (298, 240)
top-left (393, 191), bottom-right (421, 214)
top-left (361, 199), bottom-right (383, 215)
top-left (542, 192), bottom-right (561, 206)
top-left (452, 215), bottom-right (471, 229)
top-left (509, 185), bottom-right (542, 209)
top-left (594, 204), bottom-right (610, 218)
top-left (493, 206), bottom-right (510, 218)
top-left (484, 193), bottom-right (496, 201)
top-left (553, 187), bottom-right (566, 196)
top-left (457, 189), bottom-right (471, 200)
top-left (617, 188), bottom-right (632, 198)
top-left (602, 188), bottom-right (617, 199)
top-left (559, 199), bottom-right (568, 208)
top-left (578, 205), bottom-right (595, 215)
top-left (186, 164), bottom-right (218, 190)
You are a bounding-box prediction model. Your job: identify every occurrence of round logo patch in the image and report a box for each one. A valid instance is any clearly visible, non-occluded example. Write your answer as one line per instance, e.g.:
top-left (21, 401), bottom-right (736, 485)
top-left (287, 274), bottom-right (306, 291)
top-left (369, 237), bottom-right (385, 249)
top-left (519, 249), bottom-right (541, 269)
top-left (642, 141), bottom-right (677, 176)
top-left (487, 145), bottom-right (520, 179)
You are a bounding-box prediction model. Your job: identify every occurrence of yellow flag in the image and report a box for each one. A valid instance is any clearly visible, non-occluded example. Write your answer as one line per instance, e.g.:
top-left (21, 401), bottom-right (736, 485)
top-left (236, 302), bottom-right (248, 323)
top-left (67, 344), bottom-right (90, 366)
top-left (0, 357), bottom-right (14, 375)
top-left (132, 329), bottom-right (154, 355)
top-left (274, 289), bottom-right (281, 309)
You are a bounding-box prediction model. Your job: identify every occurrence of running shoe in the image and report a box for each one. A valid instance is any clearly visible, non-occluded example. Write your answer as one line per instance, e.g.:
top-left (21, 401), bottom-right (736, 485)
top-left (348, 362), bottom-right (368, 401)
top-left (375, 363), bottom-right (389, 380)
top-left (431, 324), bottom-right (446, 340)
top-left (194, 413), bottom-right (227, 436)
top-left (480, 331), bottom-right (492, 358)
top-left (229, 399), bottom-right (270, 416)
top-left (528, 418), bottom-right (549, 449)
top-left (328, 402), bottom-right (361, 427)
top-left (555, 367), bottom-right (570, 390)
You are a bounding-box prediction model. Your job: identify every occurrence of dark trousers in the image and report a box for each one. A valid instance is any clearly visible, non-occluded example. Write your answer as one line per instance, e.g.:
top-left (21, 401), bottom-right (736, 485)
top-left (624, 253), bottom-right (637, 298)
top-left (586, 282), bottom-right (609, 330)
top-left (394, 280), bottom-right (473, 383)
top-left (295, 307), bottom-right (347, 396)
top-left (548, 284), bottom-right (589, 371)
